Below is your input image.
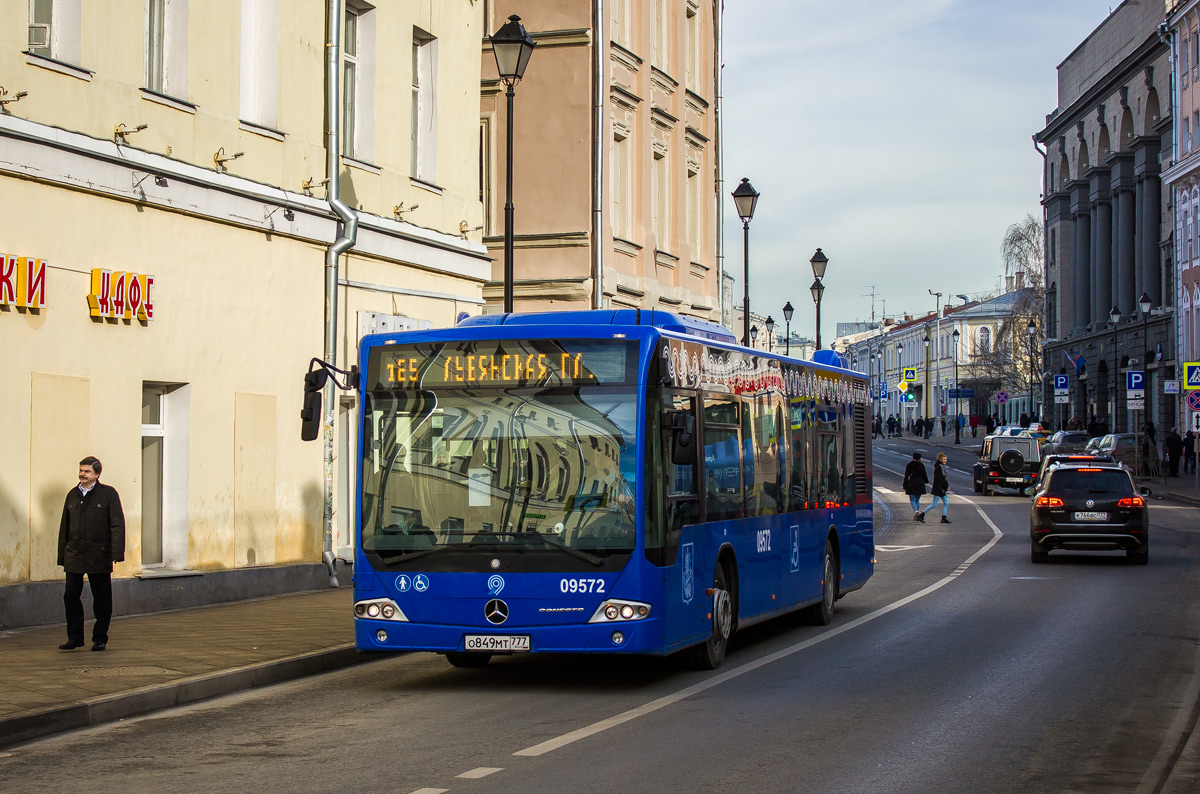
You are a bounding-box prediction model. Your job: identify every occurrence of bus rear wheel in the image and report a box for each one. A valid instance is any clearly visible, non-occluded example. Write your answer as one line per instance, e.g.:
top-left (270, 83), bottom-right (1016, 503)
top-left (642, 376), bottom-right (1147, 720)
top-left (803, 539), bottom-right (838, 625)
top-left (692, 564), bottom-right (734, 670)
top-left (445, 652), bottom-right (492, 668)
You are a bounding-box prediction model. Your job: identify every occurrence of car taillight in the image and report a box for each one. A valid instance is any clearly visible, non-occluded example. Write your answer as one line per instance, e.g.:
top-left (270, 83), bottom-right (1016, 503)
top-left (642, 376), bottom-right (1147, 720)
top-left (1035, 496), bottom-right (1064, 507)
top-left (1117, 497), bottom-right (1145, 508)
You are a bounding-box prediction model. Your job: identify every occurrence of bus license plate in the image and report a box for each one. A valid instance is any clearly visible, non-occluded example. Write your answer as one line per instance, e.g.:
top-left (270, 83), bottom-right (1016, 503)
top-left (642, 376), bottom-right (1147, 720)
top-left (1074, 511), bottom-right (1108, 521)
top-left (464, 635), bottom-right (531, 652)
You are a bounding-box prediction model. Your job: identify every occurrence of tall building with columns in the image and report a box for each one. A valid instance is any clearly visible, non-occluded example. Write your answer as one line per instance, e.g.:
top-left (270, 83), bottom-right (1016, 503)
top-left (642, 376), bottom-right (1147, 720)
top-left (1164, 0), bottom-right (1200, 434)
top-left (1035, 0), bottom-right (1177, 434)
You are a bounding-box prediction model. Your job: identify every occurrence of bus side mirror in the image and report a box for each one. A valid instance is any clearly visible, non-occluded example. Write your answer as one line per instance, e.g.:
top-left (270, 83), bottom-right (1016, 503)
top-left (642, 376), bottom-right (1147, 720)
top-left (670, 411), bottom-right (695, 466)
top-left (300, 369), bottom-right (328, 441)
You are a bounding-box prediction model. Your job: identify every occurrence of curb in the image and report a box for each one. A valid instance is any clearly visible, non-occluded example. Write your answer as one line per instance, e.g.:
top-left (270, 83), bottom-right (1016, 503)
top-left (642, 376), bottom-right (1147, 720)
top-left (0, 643), bottom-right (367, 750)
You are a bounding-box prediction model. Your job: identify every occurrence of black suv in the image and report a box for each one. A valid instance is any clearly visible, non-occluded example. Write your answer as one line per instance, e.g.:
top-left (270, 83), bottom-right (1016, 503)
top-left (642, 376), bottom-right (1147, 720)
top-left (973, 435), bottom-right (1041, 496)
top-left (1029, 463), bottom-right (1151, 564)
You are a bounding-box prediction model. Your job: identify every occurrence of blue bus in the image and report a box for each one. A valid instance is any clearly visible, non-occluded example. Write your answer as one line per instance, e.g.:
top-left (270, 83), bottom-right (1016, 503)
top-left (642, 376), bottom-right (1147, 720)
top-left (346, 310), bottom-right (873, 669)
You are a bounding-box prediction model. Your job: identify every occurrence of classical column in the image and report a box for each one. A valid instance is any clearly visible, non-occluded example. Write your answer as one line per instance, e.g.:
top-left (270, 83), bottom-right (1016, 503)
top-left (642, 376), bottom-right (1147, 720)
top-left (1095, 198), bottom-right (1113, 322)
top-left (1142, 173), bottom-right (1162, 306)
top-left (1073, 208), bottom-right (1092, 332)
top-left (1117, 187), bottom-right (1136, 317)
top-left (1132, 178), bottom-right (1144, 315)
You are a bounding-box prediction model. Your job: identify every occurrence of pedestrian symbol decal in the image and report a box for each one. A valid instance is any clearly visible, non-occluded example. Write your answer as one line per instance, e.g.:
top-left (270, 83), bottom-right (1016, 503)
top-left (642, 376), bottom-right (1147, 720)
top-left (395, 575), bottom-right (411, 592)
top-left (681, 542), bottom-right (694, 604)
top-left (413, 574), bottom-right (429, 593)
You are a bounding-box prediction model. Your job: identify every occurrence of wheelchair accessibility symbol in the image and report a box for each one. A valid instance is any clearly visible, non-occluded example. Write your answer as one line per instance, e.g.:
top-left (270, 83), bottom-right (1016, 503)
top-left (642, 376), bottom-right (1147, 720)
top-left (413, 574), bottom-right (429, 593)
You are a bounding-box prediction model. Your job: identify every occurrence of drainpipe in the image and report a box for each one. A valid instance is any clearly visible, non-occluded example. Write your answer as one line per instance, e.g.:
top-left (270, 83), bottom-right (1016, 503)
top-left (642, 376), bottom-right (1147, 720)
top-left (592, 0), bottom-right (604, 309)
top-left (322, 0), bottom-right (359, 587)
top-left (714, 0), bottom-right (725, 325)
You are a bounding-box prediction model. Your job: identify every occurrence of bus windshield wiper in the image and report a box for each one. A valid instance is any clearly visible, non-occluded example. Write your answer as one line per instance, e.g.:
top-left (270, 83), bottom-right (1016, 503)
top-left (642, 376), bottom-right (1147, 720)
top-left (375, 544), bottom-right (450, 564)
top-left (521, 533), bottom-right (605, 566)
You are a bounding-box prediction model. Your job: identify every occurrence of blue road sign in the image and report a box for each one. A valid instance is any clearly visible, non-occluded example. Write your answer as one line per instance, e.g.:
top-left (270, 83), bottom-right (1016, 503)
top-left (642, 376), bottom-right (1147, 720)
top-left (1053, 374), bottom-right (1069, 390)
top-left (948, 388), bottom-right (974, 399)
top-left (880, 381), bottom-right (888, 398)
top-left (903, 368), bottom-right (917, 382)
top-left (1126, 371), bottom-right (1145, 392)
top-left (1186, 362), bottom-right (1200, 390)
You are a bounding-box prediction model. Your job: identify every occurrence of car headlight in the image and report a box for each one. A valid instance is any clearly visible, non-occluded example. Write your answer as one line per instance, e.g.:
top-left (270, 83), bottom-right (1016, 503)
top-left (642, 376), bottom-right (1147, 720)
top-left (354, 598), bottom-right (408, 622)
top-left (589, 599), bottom-right (651, 623)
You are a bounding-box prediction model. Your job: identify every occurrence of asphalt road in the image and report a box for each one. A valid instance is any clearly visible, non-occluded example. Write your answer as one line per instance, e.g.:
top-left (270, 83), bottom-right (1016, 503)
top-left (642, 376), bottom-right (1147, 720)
top-left (3, 438), bottom-right (1199, 794)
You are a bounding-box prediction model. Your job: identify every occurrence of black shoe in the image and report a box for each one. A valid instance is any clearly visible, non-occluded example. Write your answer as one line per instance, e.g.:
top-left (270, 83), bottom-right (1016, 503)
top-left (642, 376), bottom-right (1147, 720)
top-left (91, 642), bottom-right (107, 652)
top-left (941, 516), bottom-right (951, 524)
top-left (58, 641), bottom-right (83, 650)
top-left (917, 511), bottom-right (926, 523)
top-left (914, 512), bottom-right (921, 521)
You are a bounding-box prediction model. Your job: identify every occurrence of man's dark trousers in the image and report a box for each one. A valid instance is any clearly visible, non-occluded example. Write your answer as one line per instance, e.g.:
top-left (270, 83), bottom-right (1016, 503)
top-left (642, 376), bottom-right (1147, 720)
top-left (64, 571), bottom-right (112, 645)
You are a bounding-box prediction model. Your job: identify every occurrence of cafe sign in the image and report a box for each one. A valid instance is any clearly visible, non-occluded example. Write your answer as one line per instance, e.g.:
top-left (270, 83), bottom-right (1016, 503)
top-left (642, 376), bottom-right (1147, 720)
top-left (88, 268), bottom-right (155, 321)
top-left (0, 254), bottom-right (47, 309)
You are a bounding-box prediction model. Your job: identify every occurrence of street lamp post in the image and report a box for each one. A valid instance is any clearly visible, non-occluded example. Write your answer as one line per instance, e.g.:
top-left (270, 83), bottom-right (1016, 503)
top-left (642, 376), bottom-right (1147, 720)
top-left (952, 328), bottom-right (961, 444)
top-left (782, 301), bottom-right (794, 355)
top-left (765, 315), bottom-right (775, 353)
top-left (809, 249), bottom-right (828, 350)
top-left (750, 324), bottom-right (759, 349)
top-left (897, 341), bottom-right (904, 422)
top-left (1110, 305), bottom-right (1121, 435)
top-left (923, 333), bottom-right (931, 433)
top-left (490, 15), bottom-right (536, 314)
top-left (732, 178), bottom-right (760, 346)
top-left (1026, 319), bottom-right (1037, 426)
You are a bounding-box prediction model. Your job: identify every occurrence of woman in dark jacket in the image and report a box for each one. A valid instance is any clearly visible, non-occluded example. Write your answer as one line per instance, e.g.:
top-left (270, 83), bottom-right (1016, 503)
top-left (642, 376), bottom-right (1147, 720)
top-left (903, 452), bottom-right (929, 522)
top-left (930, 452), bottom-right (951, 524)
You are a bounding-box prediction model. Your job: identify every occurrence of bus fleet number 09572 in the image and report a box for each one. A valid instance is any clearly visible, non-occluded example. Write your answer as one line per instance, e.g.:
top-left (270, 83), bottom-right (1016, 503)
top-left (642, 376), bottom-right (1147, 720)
top-left (560, 577), bottom-right (606, 594)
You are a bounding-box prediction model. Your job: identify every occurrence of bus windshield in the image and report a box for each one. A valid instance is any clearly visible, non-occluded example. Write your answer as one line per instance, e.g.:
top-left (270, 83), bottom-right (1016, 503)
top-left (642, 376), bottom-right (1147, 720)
top-left (361, 386), bottom-right (638, 571)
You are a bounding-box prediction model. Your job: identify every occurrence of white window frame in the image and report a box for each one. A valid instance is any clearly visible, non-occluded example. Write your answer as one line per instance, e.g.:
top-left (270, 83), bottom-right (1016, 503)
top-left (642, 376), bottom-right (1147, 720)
top-left (342, 3), bottom-right (376, 162)
top-left (411, 27), bottom-right (438, 182)
top-left (140, 383), bottom-right (190, 571)
top-left (611, 130), bottom-right (632, 239)
top-left (145, 0), bottom-right (189, 99)
top-left (239, 0), bottom-right (279, 129)
top-left (28, 0), bottom-right (81, 64)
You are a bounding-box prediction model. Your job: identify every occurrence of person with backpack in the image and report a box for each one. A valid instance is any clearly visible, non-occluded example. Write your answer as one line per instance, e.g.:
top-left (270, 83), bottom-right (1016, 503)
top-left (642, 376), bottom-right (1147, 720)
top-left (903, 452), bottom-right (929, 522)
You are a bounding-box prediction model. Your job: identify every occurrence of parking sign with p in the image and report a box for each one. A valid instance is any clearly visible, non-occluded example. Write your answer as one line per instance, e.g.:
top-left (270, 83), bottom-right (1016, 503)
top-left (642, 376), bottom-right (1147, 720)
top-left (1126, 371), bottom-right (1145, 398)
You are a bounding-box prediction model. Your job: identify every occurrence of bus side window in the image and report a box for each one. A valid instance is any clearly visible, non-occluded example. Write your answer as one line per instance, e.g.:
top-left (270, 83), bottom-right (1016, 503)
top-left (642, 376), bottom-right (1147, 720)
top-left (703, 395), bottom-right (744, 522)
top-left (648, 392), bottom-right (699, 567)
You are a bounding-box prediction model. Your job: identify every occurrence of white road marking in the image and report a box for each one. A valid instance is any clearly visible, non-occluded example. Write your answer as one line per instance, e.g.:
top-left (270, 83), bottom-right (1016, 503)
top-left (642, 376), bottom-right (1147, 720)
top-left (875, 486), bottom-right (894, 494)
top-left (876, 545), bottom-right (934, 552)
top-left (456, 768), bottom-right (503, 779)
top-left (409, 789), bottom-right (449, 794)
top-left (1010, 576), bottom-right (1060, 580)
top-left (512, 500), bottom-right (1004, 758)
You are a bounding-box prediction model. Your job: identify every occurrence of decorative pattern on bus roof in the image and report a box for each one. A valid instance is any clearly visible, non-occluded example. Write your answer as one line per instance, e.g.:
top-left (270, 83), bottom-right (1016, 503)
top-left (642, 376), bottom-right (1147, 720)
top-left (663, 338), bottom-right (863, 403)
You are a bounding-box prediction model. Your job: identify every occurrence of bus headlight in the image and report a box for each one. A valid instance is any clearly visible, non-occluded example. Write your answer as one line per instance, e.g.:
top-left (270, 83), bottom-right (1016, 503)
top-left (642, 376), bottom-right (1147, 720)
top-left (354, 598), bottom-right (408, 622)
top-left (589, 599), bottom-right (651, 623)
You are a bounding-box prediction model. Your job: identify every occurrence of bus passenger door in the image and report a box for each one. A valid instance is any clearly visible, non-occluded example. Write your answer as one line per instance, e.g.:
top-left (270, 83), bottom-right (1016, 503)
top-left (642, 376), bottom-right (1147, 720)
top-left (658, 391), bottom-right (709, 647)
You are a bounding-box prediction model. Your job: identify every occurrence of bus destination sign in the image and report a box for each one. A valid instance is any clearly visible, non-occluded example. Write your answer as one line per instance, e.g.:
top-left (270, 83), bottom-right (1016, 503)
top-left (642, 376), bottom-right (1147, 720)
top-left (368, 340), bottom-right (635, 389)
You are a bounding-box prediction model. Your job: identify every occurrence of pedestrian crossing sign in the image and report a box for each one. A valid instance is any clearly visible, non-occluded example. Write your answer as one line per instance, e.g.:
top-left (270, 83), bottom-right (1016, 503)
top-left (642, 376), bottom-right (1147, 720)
top-left (1185, 362), bottom-right (1200, 390)
top-left (903, 367), bottom-right (917, 382)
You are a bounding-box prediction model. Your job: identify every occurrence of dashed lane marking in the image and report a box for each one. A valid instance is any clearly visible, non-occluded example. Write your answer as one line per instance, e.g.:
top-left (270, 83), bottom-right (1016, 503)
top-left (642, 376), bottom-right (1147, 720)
top-left (457, 768), bottom-right (503, 779)
top-left (876, 545), bottom-right (934, 552)
top-left (512, 498), bottom-right (1004, 759)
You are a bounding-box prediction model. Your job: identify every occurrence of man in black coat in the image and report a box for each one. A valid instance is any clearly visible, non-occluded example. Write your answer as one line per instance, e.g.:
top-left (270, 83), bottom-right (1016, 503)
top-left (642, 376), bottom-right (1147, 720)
top-left (57, 456), bottom-right (125, 651)
top-left (1165, 428), bottom-right (1183, 477)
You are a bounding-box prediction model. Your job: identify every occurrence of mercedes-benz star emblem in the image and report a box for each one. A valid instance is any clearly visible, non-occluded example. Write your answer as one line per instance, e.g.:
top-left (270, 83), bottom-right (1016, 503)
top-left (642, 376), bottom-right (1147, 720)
top-left (1086, 499), bottom-right (1095, 508)
top-left (485, 599), bottom-right (509, 625)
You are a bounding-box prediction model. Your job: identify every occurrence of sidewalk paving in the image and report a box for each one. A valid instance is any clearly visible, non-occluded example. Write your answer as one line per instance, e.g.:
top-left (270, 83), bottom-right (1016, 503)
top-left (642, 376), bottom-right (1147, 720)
top-left (0, 587), bottom-right (365, 750)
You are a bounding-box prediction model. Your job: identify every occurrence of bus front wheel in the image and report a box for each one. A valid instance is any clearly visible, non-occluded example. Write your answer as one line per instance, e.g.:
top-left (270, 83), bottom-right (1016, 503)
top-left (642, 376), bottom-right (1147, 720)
top-left (692, 564), bottom-right (734, 670)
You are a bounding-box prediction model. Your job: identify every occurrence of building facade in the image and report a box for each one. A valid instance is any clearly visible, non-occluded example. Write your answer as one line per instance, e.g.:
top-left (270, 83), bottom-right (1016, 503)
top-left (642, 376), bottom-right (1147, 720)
top-left (1035, 1), bottom-right (1177, 437)
top-left (480, 0), bottom-right (722, 319)
top-left (1, 1), bottom-right (489, 623)
top-left (1165, 0), bottom-right (1200, 434)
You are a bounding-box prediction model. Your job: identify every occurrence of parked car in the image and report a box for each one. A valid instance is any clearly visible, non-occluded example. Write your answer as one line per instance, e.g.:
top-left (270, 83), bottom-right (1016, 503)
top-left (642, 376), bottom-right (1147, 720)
top-left (1029, 462), bottom-right (1151, 563)
top-left (973, 435), bottom-right (1042, 495)
top-left (1018, 428), bottom-right (1052, 446)
top-left (1036, 453), bottom-right (1117, 485)
top-left (1083, 436), bottom-right (1105, 455)
top-left (1095, 433), bottom-right (1161, 473)
top-left (993, 426), bottom-right (1025, 437)
top-left (1045, 430), bottom-right (1091, 455)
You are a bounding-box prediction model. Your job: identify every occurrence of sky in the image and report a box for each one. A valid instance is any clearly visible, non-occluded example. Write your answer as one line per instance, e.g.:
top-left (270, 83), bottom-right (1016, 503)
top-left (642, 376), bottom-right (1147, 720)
top-left (720, 0), bottom-right (1124, 338)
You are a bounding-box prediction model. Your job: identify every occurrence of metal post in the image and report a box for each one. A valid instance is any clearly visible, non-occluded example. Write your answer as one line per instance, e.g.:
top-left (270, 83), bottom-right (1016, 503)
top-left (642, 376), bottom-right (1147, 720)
top-left (1113, 326), bottom-right (1119, 435)
top-left (814, 293), bottom-right (822, 350)
top-left (785, 318), bottom-right (791, 355)
top-left (954, 341), bottom-right (960, 445)
top-left (742, 220), bottom-right (750, 346)
top-left (503, 83), bottom-right (516, 313)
